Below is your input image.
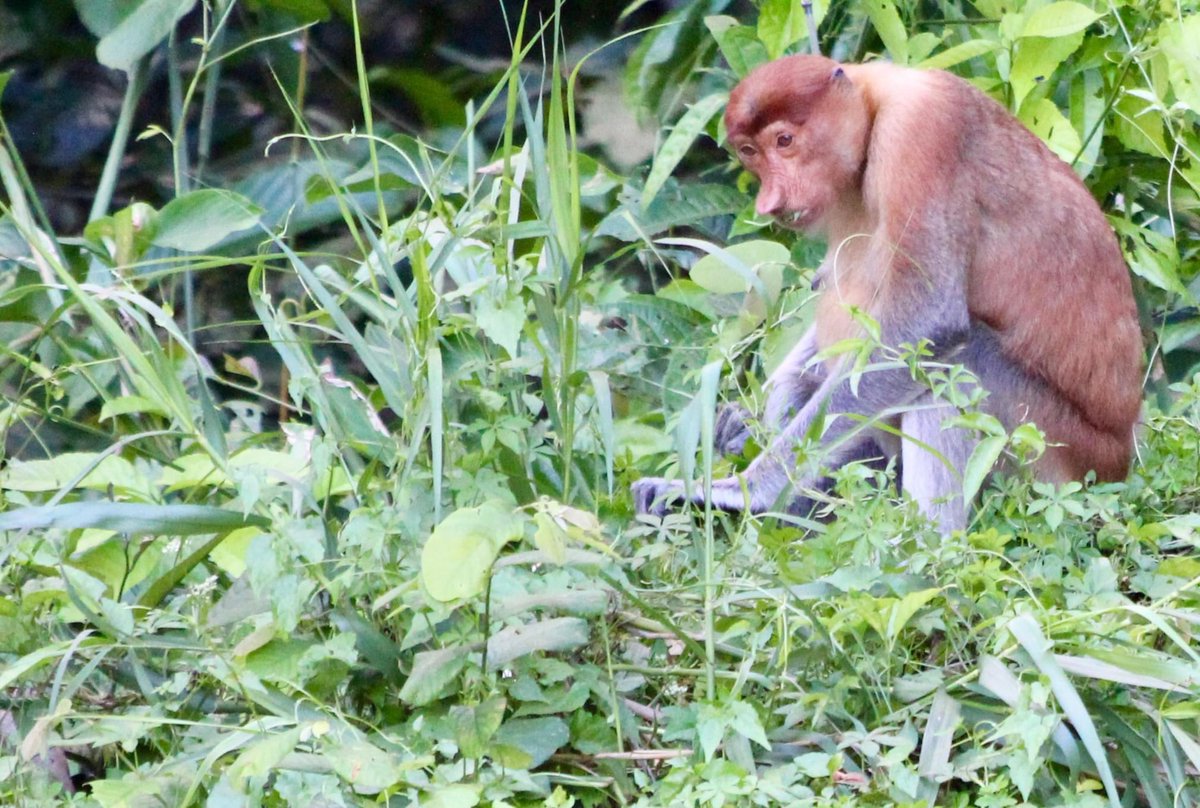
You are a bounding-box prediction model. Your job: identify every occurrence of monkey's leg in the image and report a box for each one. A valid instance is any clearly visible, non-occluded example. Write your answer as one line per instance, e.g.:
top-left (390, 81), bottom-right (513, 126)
top-left (898, 400), bottom-right (975, 533)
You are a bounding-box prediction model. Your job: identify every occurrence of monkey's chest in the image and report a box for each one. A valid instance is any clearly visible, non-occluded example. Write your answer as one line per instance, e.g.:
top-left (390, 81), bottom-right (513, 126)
top-left (813, 265), bottom-right (887, 357)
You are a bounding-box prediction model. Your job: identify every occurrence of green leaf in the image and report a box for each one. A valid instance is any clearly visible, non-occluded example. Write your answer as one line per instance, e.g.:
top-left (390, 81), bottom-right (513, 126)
top-left (642, 93), bottom-right (727, 209)
top-left (227, 727), bottom-right (301, 783)
top-left (1020, 98), bottom-right (1082, 163)
top-left (757, 0), bottom-right (810, 60)
top-left (326, 740), bottom-right (410, 795)
top-left (705, 16), bottom-right (768, 77)
top-left (533, 512), bottom-right (568, 565)
top-left (727, 700), bottom-right (770, 749)
top-left (596, 183), bottom-right (746, 242)
top-left (689, 239), bottom-right (789, 295)
top-left (399, 646), bottom-right (470, 707)
top-left (420, 501), bottom-right (524, 602)
top-left (474, 292), bottom-right (525, 358)
top-left (1008, 614), bottom-right (1122, 808)
top-left (492, 717), bottom-right (569, 768)
top-left (886, 588), bottom-right (940, 641)
top-left (917, 690), bottom-right (960, 805)
top-left (1020, 2), bottom-right (1102, 38)
top-left (421, 785), bottom-right (481, 808)
top-left (485, 617), bottom-right (589, 668)
top-left (0, 502), bottom-right (269, 535)
top-left (0, 452), bottom-right (144, 494)
top-left (91, 0), bottom-right (198, 74)
top-left (866, 0), bottom-right (909, 64)
top-left (918, 40), bottom-right (1000, 70)
top-left (153, 189), bottom-right (263, 252)
top-left (99, 395), bottom-right (169, 421)
top-left (1111, 218), bottom-right (1185, 294)
top-left (452, 697), bottom-right (506, 759)
top-left (1010, 33), bottom-right (1084, 110)
top-left (963, 434), bottom-right (1006, 504)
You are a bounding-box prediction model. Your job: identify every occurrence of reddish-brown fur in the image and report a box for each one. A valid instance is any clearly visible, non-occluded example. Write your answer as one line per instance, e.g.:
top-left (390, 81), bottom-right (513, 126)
top-left (725, 56), bottom-right (1141, 483)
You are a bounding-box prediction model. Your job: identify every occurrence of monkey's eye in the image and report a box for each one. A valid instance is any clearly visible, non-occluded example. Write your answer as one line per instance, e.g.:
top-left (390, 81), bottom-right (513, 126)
top-left (776, 133), bottom-right (794, 148)
top-left (738, 144), bottom-right (757, 159)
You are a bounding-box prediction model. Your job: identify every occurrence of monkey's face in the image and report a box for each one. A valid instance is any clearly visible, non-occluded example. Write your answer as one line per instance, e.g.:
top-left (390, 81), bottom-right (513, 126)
top-left (729, 121), bottom-right (832, 231)
top-left (725, 56), bottom-right (871, 234)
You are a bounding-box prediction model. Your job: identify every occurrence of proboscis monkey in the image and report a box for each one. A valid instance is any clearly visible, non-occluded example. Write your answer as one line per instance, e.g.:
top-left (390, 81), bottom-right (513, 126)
top-left (632, 55), bottom-right (1143, 532)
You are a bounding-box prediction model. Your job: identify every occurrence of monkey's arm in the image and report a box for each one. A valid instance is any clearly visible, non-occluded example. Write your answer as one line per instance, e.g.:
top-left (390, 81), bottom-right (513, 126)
top-left (713, 327), bottom-right (825, 455)
top-left (634, 234), bottom-right (970, 516)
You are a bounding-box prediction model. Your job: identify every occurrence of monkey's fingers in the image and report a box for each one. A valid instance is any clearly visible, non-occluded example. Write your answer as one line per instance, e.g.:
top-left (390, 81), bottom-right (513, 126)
top-left (714, 404), bottom-right (752, 456)
top-left (631, 477), bottom-right (681, 516)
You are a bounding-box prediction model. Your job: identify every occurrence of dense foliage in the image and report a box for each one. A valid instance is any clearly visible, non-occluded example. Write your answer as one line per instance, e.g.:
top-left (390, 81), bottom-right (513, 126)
top-left (0, 0), bottom-right (1198, 806)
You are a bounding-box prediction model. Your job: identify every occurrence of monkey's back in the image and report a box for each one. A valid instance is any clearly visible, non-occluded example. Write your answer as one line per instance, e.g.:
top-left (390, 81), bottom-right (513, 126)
top-left (935, 70), bottom-right (1141, 478)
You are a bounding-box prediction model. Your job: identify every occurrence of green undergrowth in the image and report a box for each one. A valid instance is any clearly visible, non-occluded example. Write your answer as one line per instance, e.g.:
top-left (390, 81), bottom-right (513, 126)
top-left (1, 1), bottom-right (1199, 806)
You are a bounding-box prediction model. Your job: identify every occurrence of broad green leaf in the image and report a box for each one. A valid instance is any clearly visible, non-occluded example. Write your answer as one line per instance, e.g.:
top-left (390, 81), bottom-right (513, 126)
top-left (533, 512), bottom-right (568, 564)
top-left (689, 239), bottom-right (789, 295)
top-left (153, 189), bottom-right (263, 252)
top-left (596, 183), bottom-right (746, 241)
top-left (1010, 34), bottom-right (1084, 110)
top-left (0, 502), bottom-right (268, 535)
top-left (963, 434), bottom-right (1006, 504)
top-left (705, 16), bottom-right (768, 77)
top-left (256, 0), bottom-right (330, 22)
top-left (485, 617), bottom-right (589, 667)
top-left (326, 740), bottom-right (410, 795)
top-left (866, 0), bottom-right (909, 64)
top-left (1110, 218), bottom-right (1185, 294)
top-left (642, 93), bottom-right (727, 210)
top-left (660, 237), bottom-right (769, 300)
top-left (492, 717), bottom-right (568, 768)
top-left (0, 452), bottom-right (144, 494)
top-left (1112, 89), bottom-right (1169, 158)
top-left (227, 727), bottom-right (301, 783)
top-left (474, 292), bottom-right (525, 358)
top-left (421, 785), bottom-right (481, 808)
top-left (451, 697), bottom-right (506, 759)
top-left (1021, 98), bottom-right (1082, 163)
top-left (918, 39), bottom-right (1000, 70)
top-left (727, 700), bottom-right (770, 749)
top-left (399, 646), bottom-right (470, 707)
top-left (757, 0), bottom-right (810, 59)
top-left (92, 0), bottom-right (198, 74)
top-left (1055, 654), bottom-right (1184, 691)
top-left (1020, 2), bottom-right (1102, 38)
top-left (420, 501), bottom-right (524, 602)
top-left (794, 751), bottom-right (835, 777)
top-left (886, 588), bottom-right (940, 641)
top-left (161, 448), bottom-right (310, 491)
top-left (1159, 16), bottom-right (1200, 112)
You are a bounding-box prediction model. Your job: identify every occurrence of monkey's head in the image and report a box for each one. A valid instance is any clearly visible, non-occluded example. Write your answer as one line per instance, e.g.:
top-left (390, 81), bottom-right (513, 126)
top-left (725, 55), bottom-right (872, 232)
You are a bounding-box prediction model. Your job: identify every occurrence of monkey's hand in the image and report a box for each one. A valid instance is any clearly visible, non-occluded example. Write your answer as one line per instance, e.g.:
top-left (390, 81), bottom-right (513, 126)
top-left (631, 477), bottom-right (686, 516)
top-left (631, 475), bottom-right (757, 515)
top-left (714, 403), bottom-right (753, 456)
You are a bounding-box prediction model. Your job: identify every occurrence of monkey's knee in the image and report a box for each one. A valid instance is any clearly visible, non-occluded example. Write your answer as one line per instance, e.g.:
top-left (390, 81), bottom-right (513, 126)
top-left (899, 405), bottom-right (974, 533)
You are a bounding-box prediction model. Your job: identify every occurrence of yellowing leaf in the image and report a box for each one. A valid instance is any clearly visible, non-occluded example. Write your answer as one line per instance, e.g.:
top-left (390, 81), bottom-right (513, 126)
top-left (421, 501), bottom-right (524, 602)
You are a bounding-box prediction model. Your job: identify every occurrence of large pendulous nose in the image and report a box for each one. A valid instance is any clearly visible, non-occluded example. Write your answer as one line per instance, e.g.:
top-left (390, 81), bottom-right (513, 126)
top-left (755, 185), bottom-right (785, 218)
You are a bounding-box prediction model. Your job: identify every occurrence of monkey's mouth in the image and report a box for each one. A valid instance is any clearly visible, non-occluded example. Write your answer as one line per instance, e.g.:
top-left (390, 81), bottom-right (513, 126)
top-left (777, 208), bottom-right (814, 229)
